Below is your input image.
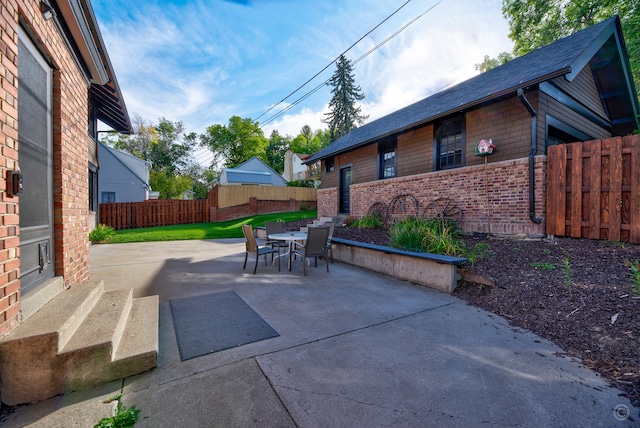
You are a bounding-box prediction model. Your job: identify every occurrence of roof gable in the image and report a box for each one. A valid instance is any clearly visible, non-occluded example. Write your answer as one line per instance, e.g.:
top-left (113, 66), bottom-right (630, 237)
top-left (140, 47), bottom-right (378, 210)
top-left (99, 143), bottom-right (150, 185)
top-left (306, 16), bottom-right (637, 164)
top-left (234, 157), bottom-right (288, 185)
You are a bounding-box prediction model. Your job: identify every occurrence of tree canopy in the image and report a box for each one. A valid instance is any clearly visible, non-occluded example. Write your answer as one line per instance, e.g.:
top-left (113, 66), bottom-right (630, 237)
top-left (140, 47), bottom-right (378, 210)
top-left (199, 116), bottom-right (268, 169)
top-left (322, 55), bottom-right (368, 142)
top-left (102, 116), bottom-right (199, 199)
top-left (502, 0), bottom-right (639, 89)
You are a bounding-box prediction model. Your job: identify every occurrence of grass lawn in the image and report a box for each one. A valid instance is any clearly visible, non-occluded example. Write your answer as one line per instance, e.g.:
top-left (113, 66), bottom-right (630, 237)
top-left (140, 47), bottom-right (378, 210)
top-left (108, 210), bottom-right (317, 244)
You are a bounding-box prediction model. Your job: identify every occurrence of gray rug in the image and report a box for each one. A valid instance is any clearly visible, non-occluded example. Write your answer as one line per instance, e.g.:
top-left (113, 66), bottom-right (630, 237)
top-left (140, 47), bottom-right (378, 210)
top-left (170, 291), bottom-right (279, 361)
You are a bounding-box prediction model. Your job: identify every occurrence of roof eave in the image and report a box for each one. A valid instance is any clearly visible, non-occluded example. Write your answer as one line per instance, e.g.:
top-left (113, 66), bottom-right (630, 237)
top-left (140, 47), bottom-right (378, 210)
top-left (304, 68), bottom-right (571, 164)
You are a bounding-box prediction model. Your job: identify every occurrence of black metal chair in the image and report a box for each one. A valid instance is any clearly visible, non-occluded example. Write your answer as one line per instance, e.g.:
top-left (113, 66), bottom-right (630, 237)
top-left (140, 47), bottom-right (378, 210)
top-left (264, 221), bottom-right (288, 259)
top-left (242, 224), bottom-right (279, 274)
top-left (291, 226), bottom-right (330, 276)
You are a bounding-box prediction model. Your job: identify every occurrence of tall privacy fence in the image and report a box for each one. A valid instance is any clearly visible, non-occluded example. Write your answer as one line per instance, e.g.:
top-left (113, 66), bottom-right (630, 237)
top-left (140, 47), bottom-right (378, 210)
top-left (546, 134), bottom-right (640, 243)
top-left (99, 185), bottom-right (317, 230)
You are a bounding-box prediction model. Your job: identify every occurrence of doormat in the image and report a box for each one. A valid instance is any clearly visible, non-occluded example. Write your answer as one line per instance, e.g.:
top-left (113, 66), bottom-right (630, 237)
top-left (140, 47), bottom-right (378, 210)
top-left (170, 291), bottom-right (279, 361)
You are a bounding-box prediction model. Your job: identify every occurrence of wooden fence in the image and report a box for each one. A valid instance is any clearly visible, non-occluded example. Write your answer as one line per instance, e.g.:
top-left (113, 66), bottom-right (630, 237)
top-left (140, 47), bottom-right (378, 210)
top-left (217, 186), bottom-right (317, 208)
top-left (546, 135), bottom-right (640, 243)
top-left (99, 185), bottom-right (317, 230)
top-left (99, 199), bottom-right (212, 230)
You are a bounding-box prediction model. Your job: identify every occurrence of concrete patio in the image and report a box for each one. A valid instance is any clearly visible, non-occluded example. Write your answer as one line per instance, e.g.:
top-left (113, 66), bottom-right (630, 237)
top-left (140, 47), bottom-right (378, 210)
top-left (2, 239), bottom-right (636, 427)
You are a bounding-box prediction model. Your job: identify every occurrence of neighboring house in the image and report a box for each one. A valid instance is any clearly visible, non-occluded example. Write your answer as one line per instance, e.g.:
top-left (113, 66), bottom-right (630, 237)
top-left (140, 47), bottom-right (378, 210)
top-left (283, 150), bottom-right (320, 181)
top-left (219, 157), bottom-right (288, 186)
top-left (98, 143), bottom-right (151, 203)
top-left (0, 0), bottom-right (157, 406)
top-left (305, 16), bottom-right (639, 238)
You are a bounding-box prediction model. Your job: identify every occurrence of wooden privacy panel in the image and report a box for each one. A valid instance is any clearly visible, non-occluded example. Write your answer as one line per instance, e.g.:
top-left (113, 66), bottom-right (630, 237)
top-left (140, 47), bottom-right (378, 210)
top-left (546, 135), bottom-right (640, 243)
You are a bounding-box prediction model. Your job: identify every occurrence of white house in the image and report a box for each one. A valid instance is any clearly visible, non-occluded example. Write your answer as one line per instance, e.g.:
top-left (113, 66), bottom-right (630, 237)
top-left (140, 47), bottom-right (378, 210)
top-left (283, 150), bottom-right (320, 182)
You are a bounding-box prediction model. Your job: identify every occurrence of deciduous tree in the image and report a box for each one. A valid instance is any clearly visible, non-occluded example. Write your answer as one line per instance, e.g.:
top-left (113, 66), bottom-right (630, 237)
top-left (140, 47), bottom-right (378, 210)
top-left (199, 116), bottom-right (268, 168)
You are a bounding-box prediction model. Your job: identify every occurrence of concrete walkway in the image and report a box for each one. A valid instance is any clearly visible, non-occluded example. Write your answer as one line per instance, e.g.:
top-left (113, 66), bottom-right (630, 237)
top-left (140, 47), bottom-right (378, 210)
top-left (3, 239), bottom-right (637, 427)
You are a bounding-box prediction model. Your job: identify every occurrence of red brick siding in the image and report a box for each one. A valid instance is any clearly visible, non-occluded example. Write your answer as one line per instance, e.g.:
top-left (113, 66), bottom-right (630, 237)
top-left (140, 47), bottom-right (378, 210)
top-left (320, 156), bottom-right (547, 238)
top-left (0, 1), bottom-right (94, 335)
top-left (317, 188), bottom-right (338, 217)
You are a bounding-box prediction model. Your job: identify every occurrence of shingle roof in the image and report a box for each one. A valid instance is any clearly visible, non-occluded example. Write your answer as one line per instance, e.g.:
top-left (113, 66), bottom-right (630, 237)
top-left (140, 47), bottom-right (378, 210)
top-left (306, 16), bottom-right (629, 164)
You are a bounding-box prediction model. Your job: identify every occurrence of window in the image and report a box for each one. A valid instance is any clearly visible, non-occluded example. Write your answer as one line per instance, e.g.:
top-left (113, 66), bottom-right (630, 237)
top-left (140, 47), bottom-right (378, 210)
top-left (89, 164), bottom-right (98, 211)
top-left (434, 116), bottom-right (464, 170)
top-left (378, 138), bottom-right (396, 179)
top-left (101, 192), bottom-right (115, 203)
top-left (545, 115), bottom-right (592, 148)
top-left (325, 157), bottom-right (335, 173)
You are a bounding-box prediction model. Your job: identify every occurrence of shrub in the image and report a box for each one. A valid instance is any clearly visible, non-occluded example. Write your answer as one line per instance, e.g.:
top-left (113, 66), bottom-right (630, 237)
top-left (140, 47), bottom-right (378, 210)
top-left (389, 218), bottom-right (465, 256)
top-left (287, 179), bottom-right (317, 188)
top-left (351, 213), bottom-right (385, 229)
top-left (89, 224), bottom-right (115, 243)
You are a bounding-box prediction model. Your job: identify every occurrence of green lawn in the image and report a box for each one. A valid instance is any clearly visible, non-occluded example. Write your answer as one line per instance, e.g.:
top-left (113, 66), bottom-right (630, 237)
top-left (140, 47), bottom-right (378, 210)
top-left (108, 210), bottom-right (317, 244)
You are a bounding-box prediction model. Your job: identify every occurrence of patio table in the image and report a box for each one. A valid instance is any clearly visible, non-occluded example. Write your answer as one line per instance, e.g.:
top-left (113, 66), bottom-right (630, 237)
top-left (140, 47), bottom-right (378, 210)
top-left (268, 231), bottom-right (307, 271)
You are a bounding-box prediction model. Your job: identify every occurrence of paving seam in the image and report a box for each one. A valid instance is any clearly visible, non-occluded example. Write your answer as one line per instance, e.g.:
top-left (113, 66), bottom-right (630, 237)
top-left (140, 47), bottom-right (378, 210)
top-left (150, 300), bottom-right (459, 388)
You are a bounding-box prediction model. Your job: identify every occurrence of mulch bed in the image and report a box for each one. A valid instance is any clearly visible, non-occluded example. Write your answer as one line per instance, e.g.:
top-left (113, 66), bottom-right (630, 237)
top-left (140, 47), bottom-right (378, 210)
top-left (287, 221), bottom-right (640, 407)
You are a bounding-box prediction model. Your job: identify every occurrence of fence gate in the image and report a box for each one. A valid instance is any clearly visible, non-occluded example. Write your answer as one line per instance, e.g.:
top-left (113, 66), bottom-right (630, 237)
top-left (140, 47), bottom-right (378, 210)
top-left (546, 135), bottom-right (640, 243)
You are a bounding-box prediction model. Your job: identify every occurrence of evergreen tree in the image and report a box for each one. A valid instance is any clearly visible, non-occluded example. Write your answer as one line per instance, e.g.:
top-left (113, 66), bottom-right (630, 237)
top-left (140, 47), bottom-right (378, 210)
top-left (322, 55), bottom-right (368, 142)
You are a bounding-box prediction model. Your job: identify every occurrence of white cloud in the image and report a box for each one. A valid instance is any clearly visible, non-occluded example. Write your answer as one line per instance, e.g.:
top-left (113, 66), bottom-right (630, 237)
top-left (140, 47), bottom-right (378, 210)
top-left (95, 0), bottom-right (513, 162)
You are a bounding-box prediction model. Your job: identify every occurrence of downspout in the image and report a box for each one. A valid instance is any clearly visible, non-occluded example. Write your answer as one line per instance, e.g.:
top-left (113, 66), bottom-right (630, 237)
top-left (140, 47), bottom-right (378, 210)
top-left (517, 88), bottom-right (542, 224)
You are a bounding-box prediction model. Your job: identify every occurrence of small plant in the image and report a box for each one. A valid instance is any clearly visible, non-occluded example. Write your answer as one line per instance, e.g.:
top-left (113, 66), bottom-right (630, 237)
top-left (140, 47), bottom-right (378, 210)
top-left (624, 259), bottom-right (640, 296)
top-left (352, 213), bottom-right (385, 229)
top-left (89, 224), bottom-right (115, 243)
top-left (422, 224), bottom-right (465, 256)
top-left (462, 242), bottom-right (489, 267)
top-left (530, 262), bottom-right (556, 270)
top-left (542, 248), bottom-right (551, 255)
top-left (562, 257), bottom-right (573, 297)
top-left (95, 394), bottom-right (140, 428)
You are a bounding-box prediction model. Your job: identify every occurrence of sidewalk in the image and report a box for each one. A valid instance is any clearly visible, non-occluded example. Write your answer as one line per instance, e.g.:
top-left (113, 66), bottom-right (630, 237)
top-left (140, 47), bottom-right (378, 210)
top-left (2, 239), bottom-right (637, 427)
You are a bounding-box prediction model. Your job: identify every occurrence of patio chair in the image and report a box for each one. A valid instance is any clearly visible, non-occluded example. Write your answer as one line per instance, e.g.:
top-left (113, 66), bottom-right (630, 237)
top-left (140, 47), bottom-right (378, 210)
top-left (242, 224), bottom-right (280, 274)
top-left (322, 222), bottom-right (335, 263)
top-left (291, 226), bottom-right (330, 276)
top-left (264, 221), bottom-right (288, 258)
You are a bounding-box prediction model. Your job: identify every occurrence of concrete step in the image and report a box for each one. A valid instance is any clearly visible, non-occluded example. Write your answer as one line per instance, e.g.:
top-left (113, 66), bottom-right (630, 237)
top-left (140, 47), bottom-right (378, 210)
top-left (0, 283), bottom-right (158, 405)
top-left (62, 289), bottom-right (132, 354)
top-left (111, 295), bottom-right (159, 377)
top-left (3, 281), bottom-right (104, 347)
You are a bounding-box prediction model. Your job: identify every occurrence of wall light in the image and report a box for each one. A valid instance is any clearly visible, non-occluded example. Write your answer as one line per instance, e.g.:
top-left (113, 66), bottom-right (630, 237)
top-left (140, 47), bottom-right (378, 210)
top-left (40, 0), bottom-right (55, 21)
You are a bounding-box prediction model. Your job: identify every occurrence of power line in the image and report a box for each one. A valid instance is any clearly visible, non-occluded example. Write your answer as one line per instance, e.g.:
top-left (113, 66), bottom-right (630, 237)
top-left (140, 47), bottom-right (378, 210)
top-left (254, 0), bottom-right (415, 123)
top-left (259, 1), bottom-right (442, 128)
top-left (199, 1), bottom-right (443, 166)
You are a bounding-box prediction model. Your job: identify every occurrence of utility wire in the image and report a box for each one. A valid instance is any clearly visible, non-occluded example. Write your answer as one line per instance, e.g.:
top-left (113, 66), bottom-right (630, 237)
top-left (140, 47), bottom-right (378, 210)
top-left (259, 0), bottom-right (441, 128)
top-left (199, 1), bottom-right (442, 166)
top-left (254, 0), bottom-right (414, 122)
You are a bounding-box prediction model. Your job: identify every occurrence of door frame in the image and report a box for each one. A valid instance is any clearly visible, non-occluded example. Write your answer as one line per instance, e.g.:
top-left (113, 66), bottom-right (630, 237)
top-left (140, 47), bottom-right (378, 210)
top-left (339, 164), bottom-right (352, 214)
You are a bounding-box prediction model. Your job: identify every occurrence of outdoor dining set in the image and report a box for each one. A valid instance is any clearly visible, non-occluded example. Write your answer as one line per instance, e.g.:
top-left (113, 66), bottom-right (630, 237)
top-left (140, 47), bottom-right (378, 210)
top-left (241, 220), bottom-right (335, 275)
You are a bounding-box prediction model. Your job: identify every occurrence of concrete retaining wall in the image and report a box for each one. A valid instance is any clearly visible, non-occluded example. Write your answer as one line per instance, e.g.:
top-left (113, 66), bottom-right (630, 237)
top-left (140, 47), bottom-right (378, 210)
top-left (331, 238), bottom-right (466, 293)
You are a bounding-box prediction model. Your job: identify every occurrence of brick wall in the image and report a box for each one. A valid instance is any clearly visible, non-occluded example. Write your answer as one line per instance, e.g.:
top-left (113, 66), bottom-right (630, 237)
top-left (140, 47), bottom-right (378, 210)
top-left (0, 1), bottom-right (20, 336)
top-left (0, 1), bottom-right (94, 336)
top-left (319, 156), bottom-right (547, 238)
top-left (317, 188), bottom-right (338, 217)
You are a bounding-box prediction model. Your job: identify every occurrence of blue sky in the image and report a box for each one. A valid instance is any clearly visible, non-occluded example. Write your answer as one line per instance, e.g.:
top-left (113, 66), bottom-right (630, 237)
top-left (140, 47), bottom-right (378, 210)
top-left (93, 0), bottom-right (513, 158)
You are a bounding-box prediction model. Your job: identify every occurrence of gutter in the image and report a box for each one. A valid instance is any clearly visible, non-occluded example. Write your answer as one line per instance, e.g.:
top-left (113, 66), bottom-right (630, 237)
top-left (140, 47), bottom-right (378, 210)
top-left (517, 88), bottom-right (542, 224)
